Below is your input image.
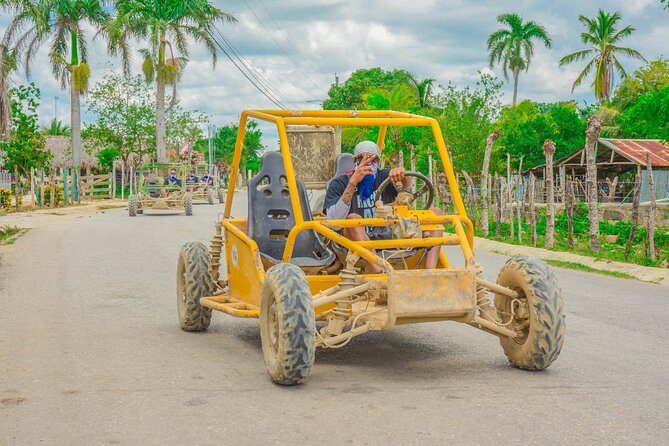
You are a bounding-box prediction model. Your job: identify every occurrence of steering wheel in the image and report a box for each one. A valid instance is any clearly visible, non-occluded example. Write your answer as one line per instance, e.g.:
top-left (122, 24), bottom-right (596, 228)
top-left (375, 171), bottom-right (434, 209)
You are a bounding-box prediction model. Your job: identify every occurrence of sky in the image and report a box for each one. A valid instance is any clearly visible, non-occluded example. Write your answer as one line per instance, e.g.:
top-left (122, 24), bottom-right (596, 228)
top-left (1, 0), bottom-right (668, 149)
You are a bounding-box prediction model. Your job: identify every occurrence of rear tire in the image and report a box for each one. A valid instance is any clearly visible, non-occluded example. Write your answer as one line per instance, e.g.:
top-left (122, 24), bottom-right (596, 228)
top-left (218, 188), bottom-right (225, 203)
top-left (495, 255), bottom-right (565, 370)
top-left (207, 188), bottom-right (215, 205)
top-left (128, 194), bottom-right (136, 216)
top-left (185, 193), bottom-right (193, 216)
top-left (260, 263), bottom-right (315, 385)
top-left (176, 242), bottom-right (213, 331)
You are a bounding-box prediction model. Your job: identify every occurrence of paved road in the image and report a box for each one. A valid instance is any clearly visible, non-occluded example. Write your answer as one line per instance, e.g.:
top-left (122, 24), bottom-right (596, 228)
top-left (1, 195), bottom-right (668, 445)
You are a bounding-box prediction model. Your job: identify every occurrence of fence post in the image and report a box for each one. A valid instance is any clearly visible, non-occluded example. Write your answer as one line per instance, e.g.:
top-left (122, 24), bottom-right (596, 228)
top-left (39, 169), bottom-right (45, 208)
top-left (121, 162), bottom-right (125, 200)
top-left (63, 168), bottom-right (69, 206)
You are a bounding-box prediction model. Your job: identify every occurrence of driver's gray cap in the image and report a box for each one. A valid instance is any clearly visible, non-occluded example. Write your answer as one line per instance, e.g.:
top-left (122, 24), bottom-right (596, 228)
top-left (353, 140), bottom-right (381, 159)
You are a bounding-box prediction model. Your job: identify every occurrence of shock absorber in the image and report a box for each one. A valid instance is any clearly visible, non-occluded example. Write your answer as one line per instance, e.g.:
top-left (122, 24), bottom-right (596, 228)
top-left (475, 263), bottom-right (500, 323)
top-left (321, 253), bottom-right (360, 337)
top-left (210, 223), bottom-right (225, 291)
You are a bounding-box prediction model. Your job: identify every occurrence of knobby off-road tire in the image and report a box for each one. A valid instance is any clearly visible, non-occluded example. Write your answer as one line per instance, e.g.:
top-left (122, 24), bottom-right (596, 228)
top-left (207, 188), bottom-right (215, 205)
top-left (185, 193), bottom-right (193, 216)
top-left (495, 255), bottom-right (565, 370)
top-left (260, 263), bottom-right (316, 385)
top-left (128, 194), bottom-right (137, 216)
top-left (176, 242), bottom-right (213, 331)
top-left (218, 188), bottom-right (225, 203)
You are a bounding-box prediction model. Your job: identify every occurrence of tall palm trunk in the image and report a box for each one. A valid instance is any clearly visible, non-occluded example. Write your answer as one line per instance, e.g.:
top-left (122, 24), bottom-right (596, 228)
top-left (585, 116), bottom-right (602, 252)
top-left (71, 74), bottom-right (81, 167)
top-left (156, 78), bottom-right (166, 161)
top-left (70, 30), bottom-right (81, 168)
top-left (155, 33), bottom-right (167, 162)
top-left (512, 66), bottom-right (520, 106)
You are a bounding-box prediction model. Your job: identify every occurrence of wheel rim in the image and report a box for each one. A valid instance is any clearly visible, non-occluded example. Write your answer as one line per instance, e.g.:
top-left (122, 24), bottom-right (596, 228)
top-left (268, 297), bottom-right (280, 358)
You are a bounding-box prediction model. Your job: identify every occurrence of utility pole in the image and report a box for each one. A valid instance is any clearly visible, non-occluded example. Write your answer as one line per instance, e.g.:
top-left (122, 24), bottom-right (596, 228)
top-left (335, 72), bottom-right (339, 87)
top-left (54, 96), bottom-right (59, 122)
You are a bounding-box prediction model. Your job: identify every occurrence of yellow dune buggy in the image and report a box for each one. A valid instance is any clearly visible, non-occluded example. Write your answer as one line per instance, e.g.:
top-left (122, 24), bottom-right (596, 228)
top-left (176, 110), bottom-right (565, 385)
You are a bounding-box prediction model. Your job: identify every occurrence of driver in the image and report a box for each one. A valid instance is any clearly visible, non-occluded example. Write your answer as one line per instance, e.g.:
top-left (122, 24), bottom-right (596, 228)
top-left (323, 140), bottom-right (443, 272)
top-left (161, 168), bottom-right (182, 198)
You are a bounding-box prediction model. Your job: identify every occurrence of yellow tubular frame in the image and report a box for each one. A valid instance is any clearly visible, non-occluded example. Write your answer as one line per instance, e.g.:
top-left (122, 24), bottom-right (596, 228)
top-left (223, 109), bottom-right (475, 270)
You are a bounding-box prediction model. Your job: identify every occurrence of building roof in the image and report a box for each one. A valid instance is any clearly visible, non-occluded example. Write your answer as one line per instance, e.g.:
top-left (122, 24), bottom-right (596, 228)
top-left (46, 136), bottom-right (99, 169)
top-left (526, 138), bottom-right (669, 177)
top-left (598, 139), bottom-right (669, 167)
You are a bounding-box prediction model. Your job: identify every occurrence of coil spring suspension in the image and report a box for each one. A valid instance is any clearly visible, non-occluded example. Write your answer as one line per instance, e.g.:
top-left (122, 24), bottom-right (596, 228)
top-left (210, 225), bottom-right (225, 290)
top-left (475, 263), bottom-right (500, 322)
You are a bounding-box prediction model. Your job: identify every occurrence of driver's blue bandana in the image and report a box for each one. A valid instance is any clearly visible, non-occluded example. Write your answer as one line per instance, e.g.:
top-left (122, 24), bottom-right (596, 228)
top-left (355, 162), bottom-right (378, 201)
top-left (169, 174), bottom-right (178, 183)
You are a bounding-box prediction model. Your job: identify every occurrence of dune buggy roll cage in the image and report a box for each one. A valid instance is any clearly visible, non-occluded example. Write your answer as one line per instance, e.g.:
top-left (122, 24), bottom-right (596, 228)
top-left (223, 110), bottom-right (476, 270)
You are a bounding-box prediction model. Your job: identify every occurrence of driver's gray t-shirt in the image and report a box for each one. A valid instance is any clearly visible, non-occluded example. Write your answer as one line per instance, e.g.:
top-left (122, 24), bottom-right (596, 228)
top-left (323, 168), bottom-right (397, 218)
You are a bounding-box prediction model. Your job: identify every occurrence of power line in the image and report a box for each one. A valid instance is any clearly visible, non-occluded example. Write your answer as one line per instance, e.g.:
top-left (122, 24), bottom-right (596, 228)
top-left (256, 0), bottom-right (321, 74)
top-left (211, 25), bottom-right (299, 108)
top-left (241, 0), bottom-right (322, 91)
top-left (183, 1), bottom-right (293, 109)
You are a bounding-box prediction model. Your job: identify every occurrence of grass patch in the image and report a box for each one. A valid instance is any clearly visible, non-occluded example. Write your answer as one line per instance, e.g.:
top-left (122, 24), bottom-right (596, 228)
top-left (97, 204), bottom-right (126, 210)
top-left (544, 259), bottom-right (637, 280)
top-left (0, 225), bottom-right (28, 245)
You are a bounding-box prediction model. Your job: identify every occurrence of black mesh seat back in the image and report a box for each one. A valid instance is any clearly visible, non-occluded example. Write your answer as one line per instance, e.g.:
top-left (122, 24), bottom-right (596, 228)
top-left (326, 153), bottom-right (355, 189)
top-left (248, 151), bottom-right (333, 266)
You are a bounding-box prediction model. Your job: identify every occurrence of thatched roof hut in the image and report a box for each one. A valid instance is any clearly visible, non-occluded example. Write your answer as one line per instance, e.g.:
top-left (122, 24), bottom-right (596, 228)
top-left (46, 136), bottom-right (99, 169)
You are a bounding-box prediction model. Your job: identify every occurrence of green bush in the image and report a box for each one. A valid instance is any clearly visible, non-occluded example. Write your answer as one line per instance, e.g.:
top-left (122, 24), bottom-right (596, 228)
top-left (0, 188), bottom-right (13, 209)
top-left (43, 184), bottom-right (64, 207)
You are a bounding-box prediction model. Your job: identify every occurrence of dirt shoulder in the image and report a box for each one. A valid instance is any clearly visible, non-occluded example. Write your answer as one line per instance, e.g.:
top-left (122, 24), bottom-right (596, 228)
top-left (475, 237), bottom-right (669, 287)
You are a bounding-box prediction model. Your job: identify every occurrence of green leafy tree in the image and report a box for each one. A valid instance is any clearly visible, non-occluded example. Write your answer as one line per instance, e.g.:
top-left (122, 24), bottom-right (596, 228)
top-left (95, 147), bottom-right (120, 171)
top-left (433, 74), bottom-right (504, 174)
top-left (202, 121), bottom-right (263, 174)
top-left (165, 105), bottom-right (208, 163)
top-left (487, 13), bottom-right (552, 106)
top-left (85, 73), bottom-right (156, 167)
top-left (42, 119), bottom-right (71, 136)
top-left (496, 100), bottom-right (585, 169)
top-left (617, 86), bottom-right (669, 141)
top-left (613, 58), bottom-right (669, 109)
top-left (0, 83), bottom-right (50, 177)
top-left (323, 68), bottom-right (411, 110)
top-left (559, 9), bottom-right (646, 101)
top-left (106, 0), bottom-right (236, 162)
top-left (2, 0), bottom-right (111, 168)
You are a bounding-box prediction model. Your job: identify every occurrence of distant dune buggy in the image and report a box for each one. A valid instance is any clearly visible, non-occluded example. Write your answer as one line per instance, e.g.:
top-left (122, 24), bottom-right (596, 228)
top-left (128, 162), bottom-right (193, 216)
top-left (176, 110), bottom-right (565, 385)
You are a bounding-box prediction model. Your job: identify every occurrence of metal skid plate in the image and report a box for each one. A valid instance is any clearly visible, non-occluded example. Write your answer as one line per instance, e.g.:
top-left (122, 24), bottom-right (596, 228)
top-left (388, 268), bottom-right (476, 323)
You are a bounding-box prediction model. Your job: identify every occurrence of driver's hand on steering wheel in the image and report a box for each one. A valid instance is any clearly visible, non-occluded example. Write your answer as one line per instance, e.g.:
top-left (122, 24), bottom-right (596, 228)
top-left (389, 166), bottom-right (407, 183)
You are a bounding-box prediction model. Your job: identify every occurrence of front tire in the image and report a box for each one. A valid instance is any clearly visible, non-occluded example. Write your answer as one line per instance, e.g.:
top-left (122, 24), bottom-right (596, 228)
top-left (185, 193), bottom-right (193, 216)
top-left (495, 255), bottom-right (565, 370)
top-left (176, 242), bottom-right (213, 331)
top-left (218, 187), bottom-right (225, 203)
top-left (207, 188), bottom-right (215, 205)
top-left (260, 263), bottom-right (315, 385)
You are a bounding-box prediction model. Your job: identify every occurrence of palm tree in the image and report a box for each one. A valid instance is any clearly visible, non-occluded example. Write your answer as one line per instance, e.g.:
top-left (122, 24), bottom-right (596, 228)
top-left (42, 118), bottom-right (71, 136)
top-left (0, 44), bottom-right (17, 135)
top-left (559, 10), bottom-right (646, 101)
top-left (2, 0), bottom-right (110, 170)
top-left (407, 75), bottom-right (435, 109)
top-left (106, 0), bottom-right (235, 162)
top-left (487, 13), bottom-right (552, 106)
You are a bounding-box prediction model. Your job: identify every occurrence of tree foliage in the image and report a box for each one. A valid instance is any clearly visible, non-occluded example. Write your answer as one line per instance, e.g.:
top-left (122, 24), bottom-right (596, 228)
top-left (617, 86), bottom-right (669, 141)
top-left (0, 83), bottom-right (50, 176)
top-left (198, 121), bottom-right (264, 173)
top-left (496, 100), bottom-right (585, 169)
top-left (85, 73), bottom-right (156, 165)
top-left (559, 9), bottom-right (646, 101)
top-left (323, 68), bottom-right (411, 110)
top-left (613, 58), bottom-right (669, 109)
